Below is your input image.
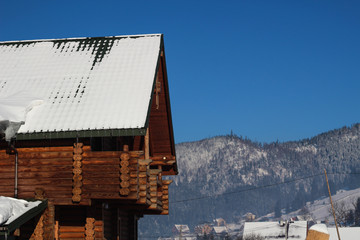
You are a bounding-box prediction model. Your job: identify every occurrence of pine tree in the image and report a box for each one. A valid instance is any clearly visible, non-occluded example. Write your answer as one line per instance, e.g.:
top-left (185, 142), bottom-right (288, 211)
top-left (355, 197), bottom-right (360, 226)
top-left (274, 200), bottom-right (282, 218)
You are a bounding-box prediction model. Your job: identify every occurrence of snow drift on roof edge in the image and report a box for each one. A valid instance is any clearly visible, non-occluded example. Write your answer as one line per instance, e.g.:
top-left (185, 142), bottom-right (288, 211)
top-left (0, 91), bottom-right (43, 141)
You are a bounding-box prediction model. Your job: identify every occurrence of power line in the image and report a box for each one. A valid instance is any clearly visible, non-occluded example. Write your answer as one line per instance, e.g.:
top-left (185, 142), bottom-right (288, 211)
top-left (170, 172), bottom-right (360, 204)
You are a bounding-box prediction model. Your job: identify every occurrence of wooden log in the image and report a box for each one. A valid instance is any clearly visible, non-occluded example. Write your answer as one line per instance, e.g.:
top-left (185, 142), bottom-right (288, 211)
top-left (18, 151), bottom-right (73, 159)
top-left (59, 232), bottom-right (85, 238)
top-left (120, 166), bottom-right (130, 173)
top-left (150, 155), bottom-right (176, 161)
top-left (150, 160), bottom-right (176, 165)
top-left (120, 182), bottom-right (130, 188)
top-left (82, 151), bottom-right (142, 158)
top-left (82, 158), bottom-right (119, 165)
top-left (59, 226), bottom-right (85, 232)
top-left (0, 178), bottom-right (72, 186)
top-left (32, 214), bottom-right (44, 240)
top-left (83, 179), bottom-right (119, 185)
top-left (72, 143), bottom-right (83, 203)
top-left (16, 146), bottom-right (85, 152)
top-left (129, 179), bottom-right (138, 185)
top-left (145, 128), bottom-right (150, 159)
top-left (85, 218), bottom-right (95, 240)
top-left (130, 172), bottom-right (147, 178)
top-left (88, 192), bottom-right (138, 199)
top-left (82, 165), bottom-right (119, 172)
top-left (18, 171), bottom-right (73, 179)
top-left (83, 172), bottom-right (118, 178)
top-left (162, 180), bottom-right (173, 185)
top-left (18, 158), bottom-right (73, 166)
top-left (138, 159), bottom-right (152, 166)
top-left (18, 165), bottom-right (73, 172)
top-left (83, 185), bottom-right (119, 192)
top-left (119, 188), bottom-right (130, 196)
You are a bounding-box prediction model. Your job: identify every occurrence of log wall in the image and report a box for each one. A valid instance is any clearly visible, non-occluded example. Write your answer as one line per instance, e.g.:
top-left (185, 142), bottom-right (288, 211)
top-left (0, 142), bottom-right (173, 239)
top-left (0, 144), bottom-right (171, 212)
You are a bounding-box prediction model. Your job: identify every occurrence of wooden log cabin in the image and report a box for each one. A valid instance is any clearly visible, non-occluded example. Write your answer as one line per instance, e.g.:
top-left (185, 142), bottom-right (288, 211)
top-left (0, 34), bottom-right (177, 239)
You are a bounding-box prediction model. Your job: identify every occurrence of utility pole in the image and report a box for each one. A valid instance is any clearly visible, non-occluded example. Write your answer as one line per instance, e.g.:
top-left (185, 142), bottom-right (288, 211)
top-left (324, 169), bottom-right (341, 240)
top-left (285, 220), bottom-right (289, 240)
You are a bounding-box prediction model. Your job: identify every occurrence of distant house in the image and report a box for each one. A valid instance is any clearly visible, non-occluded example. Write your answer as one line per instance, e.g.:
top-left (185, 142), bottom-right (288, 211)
top-left (214, 218), bottom-right (226, 226)
top-left (173, 224), bottom-right (190, 235)
top-left (212, 226), bottom-right (228, 235)
top-left (243, 212), bottom-right (256, 222)
top-left (194, 223), bottom-right (212, 235)
top-left (243, 221), bottom-right (308, 240)
top-left (0, 34), bottom-right (177, 239)
top-left (226, 223), bottom-right (242, 237)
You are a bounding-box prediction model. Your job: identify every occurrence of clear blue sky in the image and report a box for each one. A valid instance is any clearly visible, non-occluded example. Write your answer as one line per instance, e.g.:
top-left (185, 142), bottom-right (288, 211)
top-left (1, 0), bottom-right (359, 143)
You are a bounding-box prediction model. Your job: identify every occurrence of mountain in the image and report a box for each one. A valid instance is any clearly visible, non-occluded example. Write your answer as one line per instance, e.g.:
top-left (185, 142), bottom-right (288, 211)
top-left (139, 123), bottom-right (360, 237)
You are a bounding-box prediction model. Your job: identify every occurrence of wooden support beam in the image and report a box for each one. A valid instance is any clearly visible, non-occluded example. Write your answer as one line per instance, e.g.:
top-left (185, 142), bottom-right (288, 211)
top-left (145, 128), bottom-right (150, 160)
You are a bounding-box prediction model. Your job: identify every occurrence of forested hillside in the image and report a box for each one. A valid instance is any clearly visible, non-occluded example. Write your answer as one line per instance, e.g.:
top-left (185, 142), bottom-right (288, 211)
top-left (139, 124), bottom-right (360, 237)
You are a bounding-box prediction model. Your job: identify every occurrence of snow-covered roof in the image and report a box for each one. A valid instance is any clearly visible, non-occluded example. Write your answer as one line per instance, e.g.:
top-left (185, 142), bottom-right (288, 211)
top-left (174, 224), bottom-right (190, 233)
top-left (328, 227), bottom-right (360, 240)
top-left (0, 34), bottom-right (163, 140)
top-left (243, 221), bottom-right (308, 240)
top-left (0, 196), bottom-right (41, 225)
top-left (213, 226), bottom-right (228, 234)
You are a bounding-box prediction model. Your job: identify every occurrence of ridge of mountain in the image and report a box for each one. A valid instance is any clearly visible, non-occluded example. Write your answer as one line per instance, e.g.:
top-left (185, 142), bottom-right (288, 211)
top-left (139, 123), bottom-right (360, 237)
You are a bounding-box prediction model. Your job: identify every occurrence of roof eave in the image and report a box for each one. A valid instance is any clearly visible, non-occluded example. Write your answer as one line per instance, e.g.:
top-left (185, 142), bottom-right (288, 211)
top-left (15, 128), bottom-right (147, 140)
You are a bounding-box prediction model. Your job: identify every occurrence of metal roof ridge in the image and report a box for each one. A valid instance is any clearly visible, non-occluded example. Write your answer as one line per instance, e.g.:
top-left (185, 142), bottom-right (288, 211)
top-left (0, 33), bottom-right (163, 44)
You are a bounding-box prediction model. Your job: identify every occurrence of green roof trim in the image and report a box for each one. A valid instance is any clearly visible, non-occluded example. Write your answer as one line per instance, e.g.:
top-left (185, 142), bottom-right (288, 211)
top-left (16, 128), bottom-right (147, 140)
top-left (0, 199), bottom-right (48, 235)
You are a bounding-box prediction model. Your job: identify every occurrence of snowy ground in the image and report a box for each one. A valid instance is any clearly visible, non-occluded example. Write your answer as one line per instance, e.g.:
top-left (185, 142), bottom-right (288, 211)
top-left (307, 187), bottom-right (360, 222)
top-left (257, 187), bottom-right (360, 223)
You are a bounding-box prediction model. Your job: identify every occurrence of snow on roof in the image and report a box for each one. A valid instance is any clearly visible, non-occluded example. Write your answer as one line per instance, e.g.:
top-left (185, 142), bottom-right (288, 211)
top-left (309, 224), bottom-right (328, 234)
top-left (328, 227), bottom-right (360, 240)
top-left (243, 221), bottom-right (308, 240)
top-left (213, 226), bottom-right (228, 234)
top-left (0, 34), bottom-right (162, 139)
top-left (0, 196), bottom-right (41, 225)
top-left (174, 224), bottom-right (190, 233)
